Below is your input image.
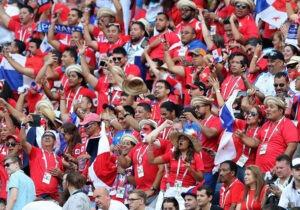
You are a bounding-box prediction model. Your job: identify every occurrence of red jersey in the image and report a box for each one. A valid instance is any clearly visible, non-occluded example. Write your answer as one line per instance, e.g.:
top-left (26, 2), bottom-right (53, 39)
top-left (221, 74), bottom-right (246, 101)
top-left (127, 143), bottom-right (164, 190)
top-left (255, 117), bottom-right (299, 173)
top-left (161, 151), bottom-right (204, 187)
top-left (28, 147), bottom-right (63, 200)
top-left (124, 63), bottom-right (141, 77)
top-left (7, 20), bottom-right (37, 47)
top-left (220, 178), bottom-right (245, 210)
top-left (97, 36), bottom-right (129, 55)
top-left (175, 18), bottom-right (202, 40)
top-left (237, 15), bottom-right (259, 41)
top-left (239, 186), bottom-right (267, 210)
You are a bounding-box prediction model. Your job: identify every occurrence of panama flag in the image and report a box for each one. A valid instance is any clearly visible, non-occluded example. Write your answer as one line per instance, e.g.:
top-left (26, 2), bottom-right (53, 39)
top-left (214, 90), bottom-right (239, 168)
top-left (0, 54), bottom-right (33, 91)
top-left (255, 0), bottom-right (287, 28)
top-left (88, 122), bottom-right (117, 190)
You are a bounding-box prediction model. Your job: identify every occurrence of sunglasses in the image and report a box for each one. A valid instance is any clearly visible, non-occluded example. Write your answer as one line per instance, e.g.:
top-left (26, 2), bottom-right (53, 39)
top-left (112, 57), bottom-right (122, 62)
top-left (4, 162), bottom-right (15, 168)
top-left (42, 133), bottom-right (55, 139)
top-left (5, 142), bottom-right (18, 147)
top-left (247, 111), bottom-right (257, 117)
top-left (273, 83), bottom-right (285, 88)
top-left (235, 3), bottom-right (248, 9)
top-left (180, 8), bottom-right (192, 12)
top-left (84, 122), bottom-right (95, 129)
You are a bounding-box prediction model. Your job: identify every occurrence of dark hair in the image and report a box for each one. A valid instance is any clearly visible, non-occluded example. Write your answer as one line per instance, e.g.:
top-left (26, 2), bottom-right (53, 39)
top-left (137, 102), bottom-right (151, 113)
top-left (65, 170), bottom-right (86, 189)
top-left (181, 107), bottom-right (197, 118)
top-left (71, 8), bottom-right (83, 18)
top-left (276, 154), bottom-right (292, 168)
top-left (29, 38), bottom-right (42, 49)
top-left (65, 47), bottom-right (78, 62)
top-left (228, 51), bottom-right (249, 67)
top-left (274, 71), bottom-right (289, 83)
top-left (129, 190), bottom-right (147, 204)
top-left (14, 39), bottom-right (26, 54)
top-left (245, 37), bottom-right (262, 47)
top-left (197, 185), bottom-right (214, 197)
top-left (162, 197), bottom-right (179, 210)
top-left (61, 123), bottom-right (82, 155)
top-left (0, 198), bottom-right (6, 205)
top-left (21, 5), bottom-right (34, 14)
top-left (113, 47), bottom-right (127, 56)
top-left (160, 101), bottom-right (176, 113)
top-left (123, 105), bottom-right (135, 116)
top-left (285, 44), bottom-right (299, 56)
top-left (212, 34), bottom-right (225, 48)
top-left (156, 12), bottom-right (170, 21)
top-left (221, 160), bottom-right (238, 176)
top-left (223, 16), bottom-right (238, 26)
top-left (174, 135), bottom-right (195, 163)
top-left (152, 58), bottom-right (164, 67)
top-left (0, 80), bottom-right (13, 101)
top-left (132, 21), bottom-right (146, 34)
top-left (156, 79), bottom-right (172, 93)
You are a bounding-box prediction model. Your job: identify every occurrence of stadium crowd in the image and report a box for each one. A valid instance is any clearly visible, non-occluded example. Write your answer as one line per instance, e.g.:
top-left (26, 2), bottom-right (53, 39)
top-left (1, 0), bottom-right (300, 209)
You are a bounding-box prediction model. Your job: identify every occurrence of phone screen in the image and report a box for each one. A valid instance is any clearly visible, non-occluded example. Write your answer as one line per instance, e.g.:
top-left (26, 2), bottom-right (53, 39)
top-left (30, 114), bottom-right (41, 127)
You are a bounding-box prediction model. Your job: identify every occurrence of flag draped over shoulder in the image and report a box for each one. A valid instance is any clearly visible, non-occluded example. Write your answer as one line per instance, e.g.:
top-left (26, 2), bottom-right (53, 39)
top-left (255, 0), bottom-right (287, 28)
top-left (214, 90), bottom-right (239, 167)
top-left (88, 122), bottom-right (117, 190)
top-left (0, 54), bottom-right (33, 91)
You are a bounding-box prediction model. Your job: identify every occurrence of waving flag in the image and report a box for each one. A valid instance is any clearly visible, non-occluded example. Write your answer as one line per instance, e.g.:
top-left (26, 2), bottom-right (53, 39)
top-left (214, 90), bottom-right (239, 169)
top-left (88, 122), bottom-right (117, 190)
top-left (255, 0), bottom-right (287, 28)
top-left (0, 54), bottom-right (33, 91)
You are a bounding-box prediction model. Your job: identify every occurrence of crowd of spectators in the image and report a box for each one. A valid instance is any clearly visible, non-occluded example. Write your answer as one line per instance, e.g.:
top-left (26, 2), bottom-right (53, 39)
top-left (1, 0), bottom-right (300, 209)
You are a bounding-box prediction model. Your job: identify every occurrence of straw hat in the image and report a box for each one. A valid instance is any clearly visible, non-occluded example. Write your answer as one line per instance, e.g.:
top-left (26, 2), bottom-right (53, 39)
top-left (65, 64), bottom-right (82, 76)
top-left (263, 96), bottom-right (285, 109)
top-left (121, 134), bottom-right (139, 145)
top-left (287, 56), bottom-right (300, 65)
top-left (35, 99), bottom-right (54, 111)
top-left (97, 8), bottom-right (116, 19)
top-left (122, 77), bottom-right (148, 96)
top-left (40, 107), bottom-right (56, 126)
top-left (177, 0), bottom-right (197, 10)
top-left (170, 129), bottom-right (201, 153)
top-left (230, 0), bottom-right (255, 12)
top-left (191, 96), bottom-right (214, 106)
top-left (138, 119), bottom-right (157, 130)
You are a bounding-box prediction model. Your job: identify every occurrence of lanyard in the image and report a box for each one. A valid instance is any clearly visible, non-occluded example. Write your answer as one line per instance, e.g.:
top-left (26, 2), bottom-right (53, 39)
top-left (66, 86), bottom-right (82, 111)
top-left (20, 26), bottom-right (27, 42)
top-left (262, 117), bottom-right (284, 144)
top-left (223, 76), bottom-right (241, 98)
top-left (203, 115), bottom-right (213, 126)
top-left (221, 179), bottom-right (238, 207)
top-left (42, 149), bottom-right (58, 169)
top-left (136, 145), bottom-right (149, 165)
top-left (242, 127), bottom-right (259, 156)
top-left (246, 192), bottom-right (255, 210)
top-left (162, 127), bottom-right (171, 139)
top-left (175, 157), bottom-right (189, 181)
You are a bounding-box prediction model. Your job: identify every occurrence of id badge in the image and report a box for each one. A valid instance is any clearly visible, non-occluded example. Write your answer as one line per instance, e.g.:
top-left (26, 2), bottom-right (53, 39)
top-left (174, 180), bottom-right (182, 190)
top-left (259, 144), bottom-right (268, 155)
top-left (42, 172), bottom-right (52, 184)
top-left (236, 154), bottom-right (249, 167)
top-left (116, 187), bottom-right (125, 198)
top-left (137, 165), bottom-right (144, 178)
top-left (178, 47), bottom-right (187, 56)
top-left (210, 25), bottom-right (216, 35)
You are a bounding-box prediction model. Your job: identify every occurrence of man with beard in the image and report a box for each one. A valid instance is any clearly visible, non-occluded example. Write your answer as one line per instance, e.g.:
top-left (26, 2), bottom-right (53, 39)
top-left (123, 20), bottom-right (149, 64)
top-left (118, 119), bottom-right (164, 209)
top-left (175, 0), bottom-right (202, 40)
top-left (254, 50), bottom-right (285, 97)
top-left (219, 160), bottom-right (245, 210)
top-left (146, 12), bottom-right (180, 61)
top-left (197, 186), bottom-right (223, 210)
top-left (183, 96), bottom-right (223, 189)
top-left (48, 15), bottom-right (96, 71)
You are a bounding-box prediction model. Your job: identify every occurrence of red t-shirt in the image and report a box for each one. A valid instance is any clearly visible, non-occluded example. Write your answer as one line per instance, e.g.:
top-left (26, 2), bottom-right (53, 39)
top-left (7, 20), bottom-right (37, 47)
top-left (28, 146), bottom-right (63, 200)
top-left (247, 57), bottom-right (268, 84)
top-left (255, 118), bottom-right (299, 173)
top-left (0, 154), bottom-right (8, 199)
top-left (175, 18), bottom-right (203, 40)
top-left (161, 151), bottom-right (204, 187)
top-left (239, 186), bottom-right (267, 210)
top-left (220, 178), bottom-right (245, 210)
top-left (124, 63), bottom-right (141, 77)
top-left (97, 36), bottom-right (129, 55)
top-left (149, 31), bottom-right (180, 60)
top-left (201, 115), bottom-right (223, 172)
top-left (237, 15), bottom-right (259, 41)
top-left (127, 143), bottom-right (163, 190)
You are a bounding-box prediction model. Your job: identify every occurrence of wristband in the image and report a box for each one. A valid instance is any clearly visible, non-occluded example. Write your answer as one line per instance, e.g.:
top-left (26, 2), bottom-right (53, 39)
top-left (253, 55), bottom-right (258, 59)
top-left (109, 118), bottom-right (116, 125)
top-left (150, 186), bottom-right (157, 192)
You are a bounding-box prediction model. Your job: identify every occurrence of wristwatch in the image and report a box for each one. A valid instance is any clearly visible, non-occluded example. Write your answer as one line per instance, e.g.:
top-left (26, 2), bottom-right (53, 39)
top-left (150, 186), bottom-right (157, 192)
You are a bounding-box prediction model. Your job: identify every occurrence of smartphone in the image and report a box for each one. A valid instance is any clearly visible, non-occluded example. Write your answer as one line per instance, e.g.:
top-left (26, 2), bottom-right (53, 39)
top-left (99, 60), bottom-right (106, 67)
top-left (30, 114), bottom-right (41, 127)
top-left (237, 91), bottom-right (247, 97)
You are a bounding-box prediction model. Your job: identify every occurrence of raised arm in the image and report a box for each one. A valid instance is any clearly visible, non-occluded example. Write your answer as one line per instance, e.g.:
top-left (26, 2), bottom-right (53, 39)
top-left (83, 21), bottom-right (98, 51)
top-left (47, 16), bottom-right (61, 50)
top-left (20, 116), bottom-right (33, 154)
top-left (164, 43), bottom-right (185, 77)
top-left (112, 0), bottom-right (124, 23)
top-left (0, 3), bottom-right (11, 28)
top-left (229, 14), bottom-right (245, 44)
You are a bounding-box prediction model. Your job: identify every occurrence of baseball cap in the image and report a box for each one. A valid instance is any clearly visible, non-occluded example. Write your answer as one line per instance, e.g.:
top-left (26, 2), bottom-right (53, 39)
top-left (292, 158), bottom-right (300, 168)
top-left (79, 113), bottom-right (101, 126)
top-left (263, 50), bottom-right (284, 61)
top-left (181, 187), bottom-right (197, 198)
top-left (186, 81), bottom-right (206, 91)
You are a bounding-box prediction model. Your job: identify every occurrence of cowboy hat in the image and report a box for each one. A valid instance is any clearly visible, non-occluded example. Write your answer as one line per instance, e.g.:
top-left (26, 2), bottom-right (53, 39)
top-left (122, 77), bottom-right (148, 96)
top-left (170, 129), bottom-right (201, 153)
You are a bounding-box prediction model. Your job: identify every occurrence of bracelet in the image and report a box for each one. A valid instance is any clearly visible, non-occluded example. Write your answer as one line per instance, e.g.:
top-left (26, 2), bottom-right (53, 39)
top-left (216, 89), bottom-right (221, 93)
top-left (109, 118), bottom-right (116, 125)
top-left (253, 55), bottom-right (258, 59)
top-left (21, 122), bottom-right (26, 129)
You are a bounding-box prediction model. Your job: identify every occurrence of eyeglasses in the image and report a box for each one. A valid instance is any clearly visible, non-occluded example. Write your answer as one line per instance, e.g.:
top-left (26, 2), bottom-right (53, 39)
top-left (247, 111), bottom-right (257, 117)
top-left (180, 31), bottom-right (194, 35)
top-left (128, 198), bottom-right (141, 202)
top-left (4, 162), bottom-right (15, 168)
top-left (5, 142), bottom-right (18, 147)
top-left (112, 57), bottom-right (123, 62)
top-left (180, 8), bottom-right (192, 12)
top-left (235, 3), bottom-right (248, 9)
top-left (273, 83), bottom-right (285, 88)
top-left (194, 105), bottom-right (208, 109)
top-left (84, 122), bottom-right (95, 129)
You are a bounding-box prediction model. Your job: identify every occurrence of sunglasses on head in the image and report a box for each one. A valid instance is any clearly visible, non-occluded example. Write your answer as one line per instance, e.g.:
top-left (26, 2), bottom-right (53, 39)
top-left (5, 142), bottom-right (18, 147)
top-left (235, 3), bottom-right (248, 9)
top-left (273, 83), bottom-right (285, 88)
top-left (247, 111), bottom-right (257, 117)
top-left (112, 57), bottom-right (122, 62)
top-left (84, 122), bottom-right (95, 129)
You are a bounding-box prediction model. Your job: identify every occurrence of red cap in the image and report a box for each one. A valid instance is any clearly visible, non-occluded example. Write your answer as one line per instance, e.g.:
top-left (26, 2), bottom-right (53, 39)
top-left (6, 135), bottom-right (20, 143)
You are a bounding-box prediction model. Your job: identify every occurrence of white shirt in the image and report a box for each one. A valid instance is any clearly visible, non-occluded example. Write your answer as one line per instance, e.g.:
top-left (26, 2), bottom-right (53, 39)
top-left (254, 71), bottom-right (276, 96)
top-left (278, 181), bottom-right (300, 208)
top-left (98, 199), bottom-right (128, 210)
top-left (0, 4), bottom-right (19, 44)
top-left (22, 201), bottom-right (62, 210)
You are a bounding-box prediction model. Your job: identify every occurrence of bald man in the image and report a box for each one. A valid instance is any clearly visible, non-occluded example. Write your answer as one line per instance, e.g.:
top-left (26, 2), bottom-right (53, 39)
top-left (93, 187), bottom-right (127, 210)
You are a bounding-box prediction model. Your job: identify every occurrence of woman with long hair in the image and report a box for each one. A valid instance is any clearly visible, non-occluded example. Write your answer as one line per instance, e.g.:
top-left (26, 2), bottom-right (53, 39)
top-left (236, 165), bottom-right (266, 210)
